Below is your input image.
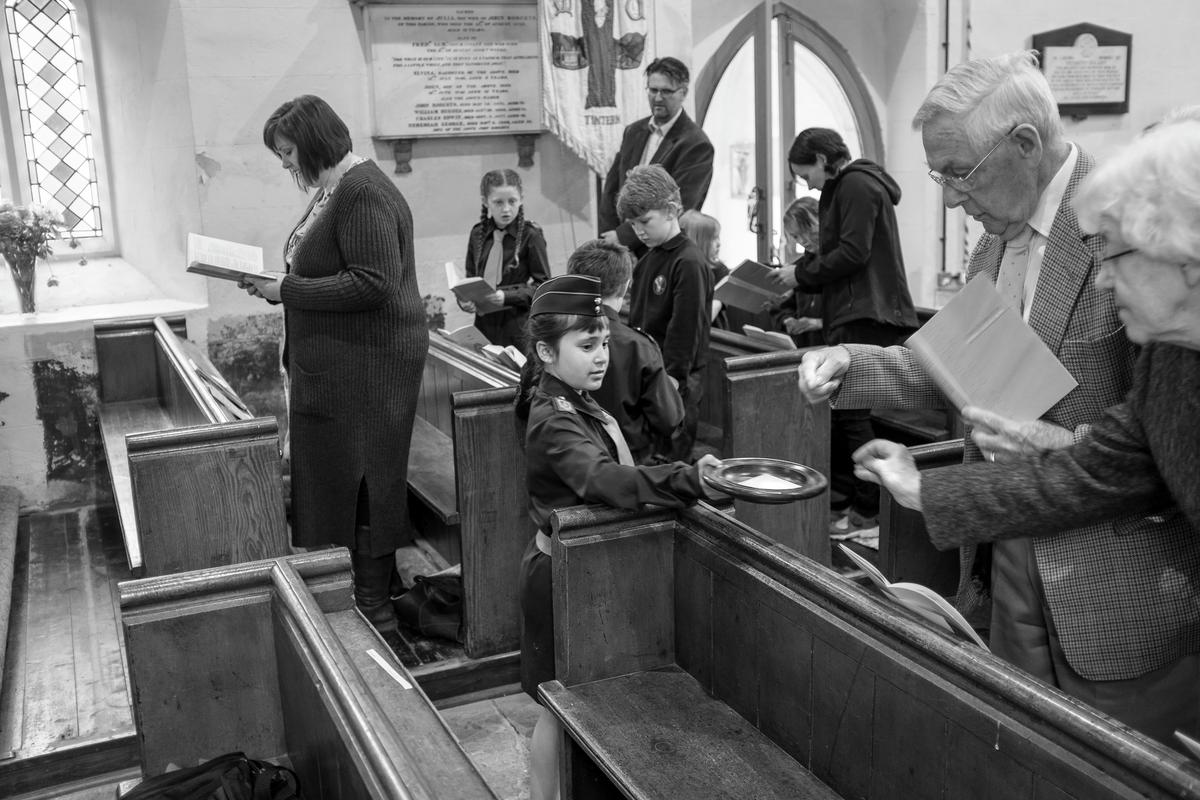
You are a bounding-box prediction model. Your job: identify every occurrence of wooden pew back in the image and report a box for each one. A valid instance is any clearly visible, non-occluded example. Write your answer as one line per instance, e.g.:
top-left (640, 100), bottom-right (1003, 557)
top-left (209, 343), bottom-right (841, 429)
top-left (453, 386), bottom-right (527, 657)
top-left (721, 347), bottom-right (830, 564)
top-left (411, 335), bottom-right (526, 658)
top-left (95, 316), bottom-right (287, 574)
top-left (877, 439), bottom-right (963, 591)
top-left (550, 505), bottom-right (1200, 800)
top-left (699, 328), bottom-right (777, 444)
top-left (420, 335), bottom-right (518, 437)
top-left (120, 550), bottom-right (496, 800)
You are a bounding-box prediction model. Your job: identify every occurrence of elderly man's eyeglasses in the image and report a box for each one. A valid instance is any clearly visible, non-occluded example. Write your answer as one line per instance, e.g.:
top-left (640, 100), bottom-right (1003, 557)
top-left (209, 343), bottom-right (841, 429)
top-left (646, 86), bottom-right (682, 97)
top-left (927, 125), bottom-right (1020, 191)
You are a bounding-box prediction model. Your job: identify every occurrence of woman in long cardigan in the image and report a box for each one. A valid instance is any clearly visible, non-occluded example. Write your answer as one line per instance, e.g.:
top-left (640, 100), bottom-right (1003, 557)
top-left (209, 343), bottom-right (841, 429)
top-left (245, 95), bottom-right (427, 632)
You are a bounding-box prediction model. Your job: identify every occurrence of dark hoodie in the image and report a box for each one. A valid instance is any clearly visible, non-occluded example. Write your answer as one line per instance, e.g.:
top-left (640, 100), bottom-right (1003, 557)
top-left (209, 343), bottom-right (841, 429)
top-left (792, 159), bottom-right (918, 332)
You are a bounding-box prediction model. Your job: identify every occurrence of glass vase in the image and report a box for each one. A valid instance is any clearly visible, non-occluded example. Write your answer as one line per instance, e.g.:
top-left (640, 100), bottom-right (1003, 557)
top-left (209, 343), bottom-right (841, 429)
top-left (5, 252), bottom-right (36, 313)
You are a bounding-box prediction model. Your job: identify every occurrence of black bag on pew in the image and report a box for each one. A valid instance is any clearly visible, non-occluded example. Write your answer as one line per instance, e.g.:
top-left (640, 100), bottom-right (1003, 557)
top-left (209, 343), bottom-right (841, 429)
top-left (122, 751), bottom-right (300, 799)
top-left (394, 571), bottom-right (463, 642)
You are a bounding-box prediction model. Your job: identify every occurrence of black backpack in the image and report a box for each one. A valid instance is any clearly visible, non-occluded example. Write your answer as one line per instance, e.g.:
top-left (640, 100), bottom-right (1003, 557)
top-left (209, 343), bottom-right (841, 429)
top-left (123, 751), bottom-right (301, 800)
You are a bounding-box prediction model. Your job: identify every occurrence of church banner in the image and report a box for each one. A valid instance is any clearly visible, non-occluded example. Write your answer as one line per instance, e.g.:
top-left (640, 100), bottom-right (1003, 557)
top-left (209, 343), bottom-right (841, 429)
top-left (540, 0), bottom-right (656, 174)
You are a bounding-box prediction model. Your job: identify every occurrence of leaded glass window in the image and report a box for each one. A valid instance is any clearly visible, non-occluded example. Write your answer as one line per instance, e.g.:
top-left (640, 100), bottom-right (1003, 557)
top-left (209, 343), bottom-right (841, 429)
top-left (4, 0), bottom-right (102, 239)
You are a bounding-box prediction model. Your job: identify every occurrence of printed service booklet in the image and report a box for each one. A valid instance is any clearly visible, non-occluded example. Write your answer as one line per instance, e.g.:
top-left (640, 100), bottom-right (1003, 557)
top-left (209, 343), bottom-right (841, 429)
top-left (186, 233), bottom-right (264, 282)
top-left (713, 259), bottom-right (792, 313)
top-left (905, 275), bottom-right (1077, 421)
top-left (838, 544), bottom-right (987, 648)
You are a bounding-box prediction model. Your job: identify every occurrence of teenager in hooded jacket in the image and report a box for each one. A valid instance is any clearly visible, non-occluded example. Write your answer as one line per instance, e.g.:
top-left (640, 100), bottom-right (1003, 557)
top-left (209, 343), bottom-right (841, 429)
top-left (774, 127), bottom-right (918, 534)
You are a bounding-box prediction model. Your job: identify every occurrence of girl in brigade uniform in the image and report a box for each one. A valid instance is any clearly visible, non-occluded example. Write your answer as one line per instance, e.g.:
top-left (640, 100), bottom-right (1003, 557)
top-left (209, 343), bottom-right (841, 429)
top-left (514, 273), bottom-right (722, 800)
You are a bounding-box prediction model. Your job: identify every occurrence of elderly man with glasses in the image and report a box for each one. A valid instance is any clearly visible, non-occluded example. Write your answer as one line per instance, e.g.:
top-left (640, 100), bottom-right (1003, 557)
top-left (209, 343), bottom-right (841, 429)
top-left (797, 51), bottom-right (1194, 739)
top-left (599, 57), bottom-right (714, 255)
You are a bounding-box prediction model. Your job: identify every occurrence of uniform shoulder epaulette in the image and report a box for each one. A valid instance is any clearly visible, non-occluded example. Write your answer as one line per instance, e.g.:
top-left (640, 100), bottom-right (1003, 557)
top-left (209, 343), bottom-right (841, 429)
top-left (551, 396), bottom-right (577, 414)
top-left (631, 326), bottom-right (661, 348)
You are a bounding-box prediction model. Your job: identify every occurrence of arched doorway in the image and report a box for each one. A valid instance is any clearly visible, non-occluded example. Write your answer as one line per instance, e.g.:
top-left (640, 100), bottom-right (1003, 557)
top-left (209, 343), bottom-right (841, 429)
top-left (696, 5), bottom-right (881, 265)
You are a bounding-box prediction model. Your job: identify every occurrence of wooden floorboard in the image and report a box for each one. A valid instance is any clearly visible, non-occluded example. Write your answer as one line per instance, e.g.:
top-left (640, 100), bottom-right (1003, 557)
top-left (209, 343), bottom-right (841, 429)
top-left (22, 510), bottom-right (78, 749)
top-left (0, 506), bottom-right (136, 792)
top-left (68, 507), bottom-right (132, 738)
top-left (1, 515), bottom-right (31, 759)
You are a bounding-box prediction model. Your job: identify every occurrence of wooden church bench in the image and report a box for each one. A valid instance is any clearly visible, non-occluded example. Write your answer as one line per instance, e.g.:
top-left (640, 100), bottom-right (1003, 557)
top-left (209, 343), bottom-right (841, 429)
top-left (409, 334), bottom-right (517, 548)
top-left (719, 347), bottom-right (830, 564)
top-left (697, 326), bottom-right (778, 446)
top-left (409, 334), bottom-right (527, 658)
top-left (541, 503), bottom-right (1200, 800)
top-left (876, 438), bottom-right (964, 591)
top-left (119, 549), bottom-right (496, 800)
top-left (95, 316), bottom-right (287, 576)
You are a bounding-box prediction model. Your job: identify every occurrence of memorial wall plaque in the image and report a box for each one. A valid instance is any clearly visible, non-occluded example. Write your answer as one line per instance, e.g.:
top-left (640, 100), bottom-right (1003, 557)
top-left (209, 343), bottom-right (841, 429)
top-left (1033, 22), bottom-right (1131, 116)
top-left (365, 2), bottom-right (543, 138)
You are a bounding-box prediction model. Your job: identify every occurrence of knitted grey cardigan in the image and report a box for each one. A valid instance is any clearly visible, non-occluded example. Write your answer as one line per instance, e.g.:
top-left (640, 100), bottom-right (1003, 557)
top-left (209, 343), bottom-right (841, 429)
top-left (280, 160), bottom-right (428, 555)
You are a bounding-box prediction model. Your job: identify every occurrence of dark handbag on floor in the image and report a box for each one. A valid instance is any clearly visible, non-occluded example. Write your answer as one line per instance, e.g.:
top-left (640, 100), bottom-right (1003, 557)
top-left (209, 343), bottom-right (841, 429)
top-left (123, 751), bottom-right (300, 799)
top-left (393, 572), bottom-right (463, 642)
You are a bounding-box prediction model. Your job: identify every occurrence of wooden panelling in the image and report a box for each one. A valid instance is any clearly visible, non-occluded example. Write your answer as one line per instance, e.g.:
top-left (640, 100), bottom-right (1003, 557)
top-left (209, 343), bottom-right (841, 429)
top-left (546, 503), bottom-right (1200, 800)
top-left (553, 507), bottom-right (678, 687)
top-left (877, 438), bottom-right (964, 589)
top-left (120, 551), bottom-right (496, 800)
top-left (125, 593), bottom-right (285, 775)
top-left (94, 316), bottom-right (186, 403)
top-left (454, 387), bottom-right (527, 657)
top-left (723, 349), bottom-right (830, 564)
top-left (126, 419), bottom-right (288, 575)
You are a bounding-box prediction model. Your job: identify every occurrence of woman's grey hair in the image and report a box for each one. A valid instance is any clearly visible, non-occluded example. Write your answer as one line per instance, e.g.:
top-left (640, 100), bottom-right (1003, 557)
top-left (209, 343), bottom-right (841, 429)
top-left (1074, 119), bottom-right (1200, 263)
top-left (912, 51), bottom-right (1064, 153)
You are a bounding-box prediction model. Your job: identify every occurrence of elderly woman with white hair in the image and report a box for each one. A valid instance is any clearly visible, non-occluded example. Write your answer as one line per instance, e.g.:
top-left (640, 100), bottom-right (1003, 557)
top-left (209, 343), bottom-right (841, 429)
top-left (855, 118), bottom-right (1200, 747)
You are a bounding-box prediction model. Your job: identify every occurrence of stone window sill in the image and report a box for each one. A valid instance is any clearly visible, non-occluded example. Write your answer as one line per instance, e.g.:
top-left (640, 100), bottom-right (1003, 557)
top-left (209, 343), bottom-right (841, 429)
top-left (0, 257), bottom-right (206, 330)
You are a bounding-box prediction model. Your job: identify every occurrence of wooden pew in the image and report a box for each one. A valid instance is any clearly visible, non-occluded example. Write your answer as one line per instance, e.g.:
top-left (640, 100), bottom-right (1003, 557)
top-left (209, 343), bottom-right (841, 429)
top-left (697, 327), bottom-right (777, 446)
top-left (877, 439), bottom-right (964, 591)
top-left (119, 549), bottom-right (496, 800)
top-left (720, 347), bottom-right (831, 565)
top-left (542, 504), bottom-right (1200, 800)
top-left (95, 316), bottom-right (288, 575)
top-left (408, 334), bottom-right (526, 659)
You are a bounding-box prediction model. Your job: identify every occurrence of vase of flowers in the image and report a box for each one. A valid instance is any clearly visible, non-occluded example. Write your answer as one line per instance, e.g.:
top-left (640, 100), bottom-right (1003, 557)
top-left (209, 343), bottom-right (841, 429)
top-left (0, 202), bottom-right (62, 313)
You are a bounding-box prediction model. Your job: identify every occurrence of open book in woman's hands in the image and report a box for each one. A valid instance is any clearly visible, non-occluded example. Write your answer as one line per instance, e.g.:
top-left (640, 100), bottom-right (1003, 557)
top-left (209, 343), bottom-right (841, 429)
top-left (838, 543), bottom-right (987, 649)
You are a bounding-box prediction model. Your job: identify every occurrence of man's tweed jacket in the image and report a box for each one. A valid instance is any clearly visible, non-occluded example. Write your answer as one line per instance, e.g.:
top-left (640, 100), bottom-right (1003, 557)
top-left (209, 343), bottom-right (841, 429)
top-left (834, 148), bottom-right (1200, 681)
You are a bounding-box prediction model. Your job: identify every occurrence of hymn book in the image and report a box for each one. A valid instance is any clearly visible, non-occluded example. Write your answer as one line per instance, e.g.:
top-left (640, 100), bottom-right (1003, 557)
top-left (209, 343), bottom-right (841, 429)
top-left (713, 260), bottom-right (792, 313)
top-left (905, 275), bottom-right (1078, 421)
top-left (436, 325), bottom-right (492, 351)
top-left (742, 324), bottom-right (797, 351)
top-left (481, 344), bottom-right (526, 372)
top-left (186, 234), bottom-right (265, 282)
top-left (838, 544), bottom-right (987, 649)
top-left (445, 262), bottom-right (503, 314)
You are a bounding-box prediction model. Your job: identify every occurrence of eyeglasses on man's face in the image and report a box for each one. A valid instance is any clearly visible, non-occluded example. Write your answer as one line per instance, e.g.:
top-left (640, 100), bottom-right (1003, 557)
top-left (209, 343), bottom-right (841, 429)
top-left (646, 86), bottom-right (682, 98)
top-left (927, 124), bottom-right (1021, 191)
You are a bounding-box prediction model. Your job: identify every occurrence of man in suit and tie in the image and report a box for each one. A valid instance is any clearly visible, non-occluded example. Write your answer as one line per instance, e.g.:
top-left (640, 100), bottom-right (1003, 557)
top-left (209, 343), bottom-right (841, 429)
top-left (796, 51), bottom-right (1199, 742)
top-left (599, 57), bottom-right (714, 254)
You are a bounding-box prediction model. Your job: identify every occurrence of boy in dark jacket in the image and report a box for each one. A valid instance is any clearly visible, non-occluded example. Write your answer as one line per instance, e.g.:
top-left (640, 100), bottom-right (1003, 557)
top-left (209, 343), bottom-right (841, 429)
top-left (618, 165), bottom-right (713, 461)
top-left (568, 239), bottom-right (684, 463)
top-left (778, 127), bottom-right (918, 532)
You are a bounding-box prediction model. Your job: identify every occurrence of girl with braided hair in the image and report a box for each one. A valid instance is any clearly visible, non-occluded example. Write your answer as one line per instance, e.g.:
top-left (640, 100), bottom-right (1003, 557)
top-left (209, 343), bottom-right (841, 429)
top-left (460, 168), bottom-right (551, 347)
